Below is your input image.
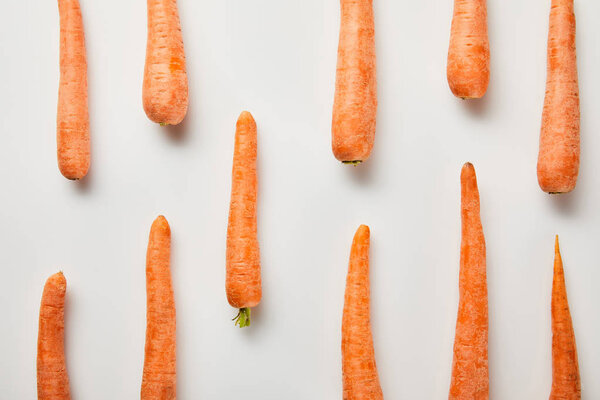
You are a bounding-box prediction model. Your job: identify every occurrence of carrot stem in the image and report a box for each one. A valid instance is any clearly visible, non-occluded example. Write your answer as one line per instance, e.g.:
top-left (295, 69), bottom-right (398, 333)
top-left (342, 160), bottom-right (363, 166)
top-left (233, 308), bottom-right (251, 328)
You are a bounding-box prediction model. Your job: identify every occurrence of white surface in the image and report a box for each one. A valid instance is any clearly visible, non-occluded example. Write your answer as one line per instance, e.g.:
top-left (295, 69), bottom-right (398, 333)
top-left (1, 0), bottom-right (599, 398)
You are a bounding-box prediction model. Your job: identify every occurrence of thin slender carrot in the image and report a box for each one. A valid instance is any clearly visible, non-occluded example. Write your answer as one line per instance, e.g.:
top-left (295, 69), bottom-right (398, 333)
top-left (226, 111), bottom-right (261, 328)
top-left (449, 162), bottom-right (488, 400)
top-left (332, 0), bottom-right (377, 164)
top-left (143, 0), bottom-right (188, 125)
top-left (57, 0), bottom-right (90, 180)
top-left (446, 0), bottom-right (490, 99)
top-left (141, 215), bottom-right (176, 399)
top-left (537, 0), bottom-right (580, 194)
top-left (37, 272), bottom-right (70, 400)
top-left (549, 236), bottom-right (580, 399)
top-left (342, 225), bottom-right (383, 399)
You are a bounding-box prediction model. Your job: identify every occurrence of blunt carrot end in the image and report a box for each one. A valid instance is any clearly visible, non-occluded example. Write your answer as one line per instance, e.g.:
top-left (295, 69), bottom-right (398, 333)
top-left (233, 308), bottom-right (251, 328)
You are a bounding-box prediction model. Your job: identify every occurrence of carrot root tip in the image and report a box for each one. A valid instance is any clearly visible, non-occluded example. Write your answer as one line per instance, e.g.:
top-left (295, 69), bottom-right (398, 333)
top-left (342, 160), bottom-right (363, 166)
top-left (233, 307), bottom-right (251, 328)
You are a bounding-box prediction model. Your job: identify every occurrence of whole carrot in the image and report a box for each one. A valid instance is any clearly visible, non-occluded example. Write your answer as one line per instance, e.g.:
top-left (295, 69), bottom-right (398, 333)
top-left (226, 111), bottom-right (261, 328)
top-left (446, 0), bottom-right (490, 99)
top-left (143, 0), bottom-right (188, 125)
top-left (332, 0), bottom-right (377, 164)
top-left (449, 163), bottom-right (488, 400)
top-left (342, 225), bottom-right (383, 399)
top-left (56, 0), bottom-right (90, 180)
top-left (141, 216), bottom-right (176, 399)
top-left (549, 236), bottom-right (580, 399)
top-left (37, 272), bottom-right (70, 400)
top-left (537, 0), bottom-right (580, 194)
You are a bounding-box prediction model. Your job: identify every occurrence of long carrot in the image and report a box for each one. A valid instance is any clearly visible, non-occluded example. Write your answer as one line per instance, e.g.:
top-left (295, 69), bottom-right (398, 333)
top-left (332, 0), bottom-right (377, 164)
top-left (37, 272), bottom-right (70, 400)
top-left (449, 162), bottom-right (488, 400)
top-left (342, 225), bottom-right (383, 399)
top-left (446, 0), bottom-right (490, 99)
top-left (226, 111), bottom-right (261, 328)
top-left (537, 0), bottom-right (580, 194)
top-left (141, 215), bottom-right (176, 399)
top-left (57, 0), bottom-right (90, 180)
top-left (549, 236), bottom-right (580, 399)
top-left (143, 0), bottom-right (188, 125)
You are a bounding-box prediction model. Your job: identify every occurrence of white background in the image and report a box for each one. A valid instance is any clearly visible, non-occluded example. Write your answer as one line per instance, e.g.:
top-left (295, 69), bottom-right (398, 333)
top-left (1, 0), bottom-right (599, 398)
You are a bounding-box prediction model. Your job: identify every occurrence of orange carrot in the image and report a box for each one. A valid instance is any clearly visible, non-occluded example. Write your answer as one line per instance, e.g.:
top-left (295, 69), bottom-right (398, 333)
top-left (549, 236), bottom-right (580, 399)
top-left (226, 111), bottom-right (261, 328)
top-left (449, 163), bottom-right (488, 399)
top-left (141, 216), bottom-right (176, 399)
top-left (37, 272), bottom-right (70, 400)
top-left (342, 225), bottom-right (383, 399)
top-left (332, 0), bottom-right (377, 164)
top-left (143, 0), bottom-right (189, 125)
top-left (446, 0), bottom-right (490, 99)
top-left (56, 0), bottom-right (90, 180)
top-left (537, 0), bottom-right (580, 194)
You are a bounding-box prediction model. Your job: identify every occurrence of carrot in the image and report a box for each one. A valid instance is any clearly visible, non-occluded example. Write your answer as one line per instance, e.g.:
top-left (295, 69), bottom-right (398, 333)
top-left (37, 272), bottom-right (70, 400)
top-left (56, 0), bottom-right (90, 180)
top-left (446, 0), bottom-right (490, 99)
top-left (449, 162), bottom-right (488, 400)
top-left (141, 215), bottom-right (176, 399)
top-left (331, 0), bottom-right (377, 164)
top-left (342, 225), bottom-right (383, 399)
top-left (537, 0), bottom-right (580, 194)
top-left (549, 236), bottom-right (580, 399)
top-left (226, 111), bottom-right (261, 328)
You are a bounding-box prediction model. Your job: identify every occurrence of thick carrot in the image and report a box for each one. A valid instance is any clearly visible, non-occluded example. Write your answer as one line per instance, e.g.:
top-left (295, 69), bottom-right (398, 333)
top-left (141, 215), bottom-right (176, 399)
top-left (446, 0), bottom-right (490, 99)
top-left (37, 272), bottom-right (70, 400)
top-left (549, 236), bottom-right (580, 399)
top-left (342, 225), bottom-right (383, 399)
top-left (56, 0), bottom-right (90, 180)
top-left (226, 111), bottom-right (261, 328)
top-left (143, 0), bottom-right (188, 125)
top-left (537, 0), bottom-right (580, 194)
top-left (449, 162), bottom-right (488, 400)
top-left (332, 0), bottom-right (377, 164)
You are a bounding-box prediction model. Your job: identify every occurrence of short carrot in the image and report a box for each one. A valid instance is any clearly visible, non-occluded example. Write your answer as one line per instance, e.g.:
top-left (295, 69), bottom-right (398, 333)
top-left (37, 272), bottom-right (70, 400)
top-left (549, 236), bottom-right (580, 399)
top-left (537, 0), bottom-right (580, 194)
top-left (449, 162), bottom-right (488, 400)
top-left (226, 111), bottom-right (261, 328)
top-left (446, 0), bottom-right (490, 99)
top-left (141, 216), bottom-right (176, 399)
top-left (56, 0), bottom-right (90, 180)
top-left (143, 0), bottom-right (188, 125)
top-left (342, 225), bottom-right (383, 399)
top-left (332, 0), bottom-right (377, 164)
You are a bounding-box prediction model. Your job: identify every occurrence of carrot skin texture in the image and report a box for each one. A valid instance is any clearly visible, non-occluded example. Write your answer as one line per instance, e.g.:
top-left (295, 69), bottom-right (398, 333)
top-left (332, 0), bottom-right (377, 163)
top-left (143, 0), bottom-right (188, 125)
top-left (142, 216), bottom-right (176, 399)
top-left (537, 0), bottom-right (580, 194)
top-left (447, 0), bottom-right (490, 99)
top-left (57, 0), bottom-right (90, 180)
top-left (550, 236), bottom-right (580, 400)
top-left (37, 272), bottom-right (70, 400)
top-left (342, 225), bottom-right (383, 400)
top-left (449, 163), bottom-right (488, 400)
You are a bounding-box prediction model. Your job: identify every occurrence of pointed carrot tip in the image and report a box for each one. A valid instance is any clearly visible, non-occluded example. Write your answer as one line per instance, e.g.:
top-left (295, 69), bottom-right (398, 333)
top-left (152, 215), bottom-right (170, 231)
top-left (238, 110), bottom-right (254, 122)
top-left (356, 224), bottom-right (370, 238)
top-left (555, 235), bottom-right (560, 252)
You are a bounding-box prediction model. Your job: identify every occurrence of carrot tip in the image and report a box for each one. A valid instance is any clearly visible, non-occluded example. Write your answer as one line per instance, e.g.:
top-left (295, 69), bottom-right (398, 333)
top-left (342, 160), bottom-right (363, 166)
top-left (233, 307), bottom-right (251, 328)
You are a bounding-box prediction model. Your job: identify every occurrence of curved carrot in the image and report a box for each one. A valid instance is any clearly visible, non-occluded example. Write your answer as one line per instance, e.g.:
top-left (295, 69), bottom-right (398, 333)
top-left (57, 0), bottom-right (90, 180)
top-left (37, 272), bottom-right (70, 400)
top-left (226, 111), bottom-right (261, 328)
top-left (537, 0), bottom-right (580, 194)
top-left (446, 0), bottom-right (490, 99)
top-left (449, 163), bottom-right (488, 400)
top-left (143, 0), bottom-right (188, 125)
top-left (141, 216), bottom-right (176, 399)
top-left (332, 0), bottom-right (377, 164)
top-left (342, 225), bottom-right (383, 399)
top-left (549, 236), bottom-right (580, 399)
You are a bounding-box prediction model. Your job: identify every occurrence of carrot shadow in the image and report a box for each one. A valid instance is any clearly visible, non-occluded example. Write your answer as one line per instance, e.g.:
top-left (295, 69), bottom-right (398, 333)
top-left (74, 167), bottom-right (93, 193)
top-left (461, 93), bottom-right (491, 116)
top-left (164, 116), bottom-right (191, 144)
top-left (548, 190), bottom-right (578, 216)
top-left (343, 155), bottom-right (377, 185)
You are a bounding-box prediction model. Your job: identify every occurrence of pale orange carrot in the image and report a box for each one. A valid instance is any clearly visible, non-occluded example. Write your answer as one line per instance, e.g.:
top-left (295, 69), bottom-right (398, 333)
top-left (143, 0), bottom-right (188, 125)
